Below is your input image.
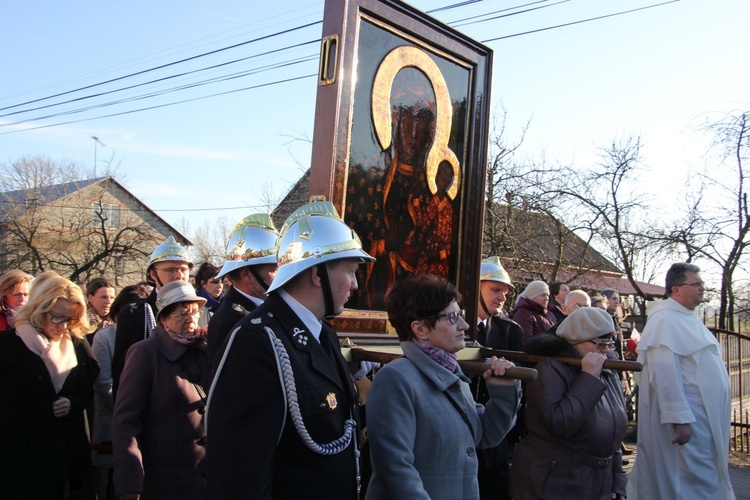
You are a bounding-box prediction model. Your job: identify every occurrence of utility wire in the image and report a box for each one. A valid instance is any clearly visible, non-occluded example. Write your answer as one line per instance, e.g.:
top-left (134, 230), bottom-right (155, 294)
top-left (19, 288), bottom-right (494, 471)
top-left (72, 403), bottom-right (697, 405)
top-left (0, 39), bottom-right (318, 120)
top-left (0, 20), bottom-right (322, 113)
top-left (0, 0), bottom-right (680, 135)
top-left (0, 55), bottom-right (318, 127)
top-left (450, 0), bottom-right (568, 27)
top-left (482, 0), bottom-right (680, 42)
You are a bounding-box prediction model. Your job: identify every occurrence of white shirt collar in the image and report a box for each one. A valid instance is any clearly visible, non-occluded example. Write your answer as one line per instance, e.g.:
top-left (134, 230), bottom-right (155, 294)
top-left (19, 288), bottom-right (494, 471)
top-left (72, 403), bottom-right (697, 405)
top-left (233, 286), bottom-right (264, 307)
top-left (276, 289), bottom-right (323, 341)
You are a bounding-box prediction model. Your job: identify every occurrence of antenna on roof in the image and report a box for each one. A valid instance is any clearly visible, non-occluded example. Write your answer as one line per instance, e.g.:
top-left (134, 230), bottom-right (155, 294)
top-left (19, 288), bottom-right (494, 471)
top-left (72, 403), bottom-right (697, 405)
top-left (91, 135), bottom-right (106, 178)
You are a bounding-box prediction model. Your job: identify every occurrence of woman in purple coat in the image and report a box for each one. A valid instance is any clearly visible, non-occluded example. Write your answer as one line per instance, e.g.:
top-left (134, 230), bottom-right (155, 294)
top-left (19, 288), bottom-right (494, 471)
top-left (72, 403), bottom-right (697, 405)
top-left (112, 281), bottom-right (208, 499)
top-left (511, 281), bottom-right (557, 342)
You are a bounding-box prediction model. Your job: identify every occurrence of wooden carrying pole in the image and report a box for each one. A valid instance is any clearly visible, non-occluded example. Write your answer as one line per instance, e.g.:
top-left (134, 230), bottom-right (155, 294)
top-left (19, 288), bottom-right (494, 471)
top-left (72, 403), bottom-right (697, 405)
top-left (349, 347), bottom-right (539, 381)
top-left (480, 348), bottom-right (643, 372)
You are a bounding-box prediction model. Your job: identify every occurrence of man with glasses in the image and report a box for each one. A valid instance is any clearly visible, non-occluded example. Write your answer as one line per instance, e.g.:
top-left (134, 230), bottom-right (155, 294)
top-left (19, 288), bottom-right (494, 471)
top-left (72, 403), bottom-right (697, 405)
top-left (111, 236), bottom-right (193, 398)
top-left (628, 263), bottom-right (734, 499)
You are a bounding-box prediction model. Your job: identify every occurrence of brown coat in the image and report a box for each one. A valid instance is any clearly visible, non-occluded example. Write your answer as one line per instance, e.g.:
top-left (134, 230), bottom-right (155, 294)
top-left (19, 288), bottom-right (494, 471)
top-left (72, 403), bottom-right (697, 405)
top-left (112, 326), bottom-right (208, 499)
top-left (509, 334), bottom-right (627, 499)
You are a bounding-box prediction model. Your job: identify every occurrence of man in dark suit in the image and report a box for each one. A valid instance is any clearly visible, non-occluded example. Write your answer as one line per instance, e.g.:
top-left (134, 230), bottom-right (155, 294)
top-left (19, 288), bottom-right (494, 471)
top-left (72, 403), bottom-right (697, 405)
top-left (206, 200), bottom-right (374, 499)
top-left (111, 236), bottom-right (192, 398)
top-left (474, 256), bottom-right (524, 500)
top-left (206, 213), bottom-right (279, 367)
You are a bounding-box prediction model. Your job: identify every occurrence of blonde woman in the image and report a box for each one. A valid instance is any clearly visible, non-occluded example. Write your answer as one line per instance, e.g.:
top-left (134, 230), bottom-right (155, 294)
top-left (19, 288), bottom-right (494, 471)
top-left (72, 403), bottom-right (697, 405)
top-left (0, 276), bottom-right (99, 498)
top-left (0, 269), bottom-right (32, 330)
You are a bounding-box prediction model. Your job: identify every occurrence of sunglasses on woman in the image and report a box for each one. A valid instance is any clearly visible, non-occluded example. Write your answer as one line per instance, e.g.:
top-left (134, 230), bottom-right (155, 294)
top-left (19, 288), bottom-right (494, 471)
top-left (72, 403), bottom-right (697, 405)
top-left (48, 312), bottom-right (79, 326)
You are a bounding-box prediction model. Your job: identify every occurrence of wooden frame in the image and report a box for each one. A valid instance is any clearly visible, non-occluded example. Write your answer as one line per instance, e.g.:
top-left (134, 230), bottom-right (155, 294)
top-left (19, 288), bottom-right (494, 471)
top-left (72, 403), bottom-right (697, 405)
top-left (309, 0), bottom-right (493, 333)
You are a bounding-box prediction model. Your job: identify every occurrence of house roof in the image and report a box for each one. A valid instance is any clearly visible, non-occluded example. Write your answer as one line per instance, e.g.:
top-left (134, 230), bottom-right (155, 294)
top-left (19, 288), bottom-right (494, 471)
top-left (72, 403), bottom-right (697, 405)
top-left (0, 176), bottom-right (192, 246)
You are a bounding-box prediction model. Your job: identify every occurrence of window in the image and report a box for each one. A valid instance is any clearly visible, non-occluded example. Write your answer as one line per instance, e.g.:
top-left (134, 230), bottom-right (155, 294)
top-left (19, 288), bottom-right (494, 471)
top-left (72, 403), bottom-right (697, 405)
top-left (92, 202), bottom-right (120, 230)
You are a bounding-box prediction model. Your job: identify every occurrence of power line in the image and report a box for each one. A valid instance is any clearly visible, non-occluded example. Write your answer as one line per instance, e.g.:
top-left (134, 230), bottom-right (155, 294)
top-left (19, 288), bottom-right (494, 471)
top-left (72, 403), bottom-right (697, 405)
top-left (482, 0), bottom-right (680, 42)
top-left (0, 0), bottom-right (681, 135)
top-left (0, 20), bottom-right (322, 114)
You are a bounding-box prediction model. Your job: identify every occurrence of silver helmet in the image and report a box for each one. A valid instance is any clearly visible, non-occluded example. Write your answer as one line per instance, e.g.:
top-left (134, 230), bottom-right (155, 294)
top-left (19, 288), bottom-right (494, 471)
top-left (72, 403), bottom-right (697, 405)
top-left (216, 213), bottom-right (279, 278)
top-left (479, 256), bottom-right (514, 289)
top-left (146, 236), bottom-right (193, 286)
top-left (267, 200), bottom-right (374, 293)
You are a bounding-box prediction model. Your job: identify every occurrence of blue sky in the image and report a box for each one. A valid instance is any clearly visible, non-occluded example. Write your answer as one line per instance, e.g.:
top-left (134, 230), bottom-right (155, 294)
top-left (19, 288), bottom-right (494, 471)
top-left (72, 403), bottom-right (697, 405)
top-left (1, 0), bottom-right (747, 238)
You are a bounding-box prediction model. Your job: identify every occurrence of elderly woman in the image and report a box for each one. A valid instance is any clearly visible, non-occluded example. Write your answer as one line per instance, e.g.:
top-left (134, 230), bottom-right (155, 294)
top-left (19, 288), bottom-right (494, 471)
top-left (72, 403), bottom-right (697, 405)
top-left (0, 268), bottom-right (32, 330)
top-left (112, 280), bottom-right (208, 500)
top-left (365, 274), bottom-right (521, 499)
top-left (512, 280), bottom-right (557, 342)
top-left (509, 307), bottom-right (628, 499)
top-left (0, 276), bottom-right (99, 498)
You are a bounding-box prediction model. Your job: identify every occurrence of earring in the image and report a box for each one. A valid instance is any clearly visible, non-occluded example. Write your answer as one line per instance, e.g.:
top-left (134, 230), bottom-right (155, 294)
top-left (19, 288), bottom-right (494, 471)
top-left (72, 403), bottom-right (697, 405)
top-left (421, 336), bottom-right (428, 341)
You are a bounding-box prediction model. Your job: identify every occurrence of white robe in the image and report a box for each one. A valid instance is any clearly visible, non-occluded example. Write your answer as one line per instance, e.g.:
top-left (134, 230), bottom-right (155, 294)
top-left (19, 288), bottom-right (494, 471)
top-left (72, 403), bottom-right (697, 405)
top-left (628, 298), bottom-right (735, 499)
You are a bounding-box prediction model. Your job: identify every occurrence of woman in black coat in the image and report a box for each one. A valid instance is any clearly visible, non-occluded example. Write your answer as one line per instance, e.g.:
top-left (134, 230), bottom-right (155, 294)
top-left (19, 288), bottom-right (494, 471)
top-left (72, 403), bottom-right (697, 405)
top-left (0, 276), bottom-right (99, 499)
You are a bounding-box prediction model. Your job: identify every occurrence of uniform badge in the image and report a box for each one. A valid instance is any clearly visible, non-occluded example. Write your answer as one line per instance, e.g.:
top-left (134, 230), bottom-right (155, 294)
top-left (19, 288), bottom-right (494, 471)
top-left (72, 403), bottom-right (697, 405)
top-left (326, 392), bottom-right (338, 410)
top-left (251, 317), bottom-right (262, 324)
top-left (293, 327), bottom-right (308, 346)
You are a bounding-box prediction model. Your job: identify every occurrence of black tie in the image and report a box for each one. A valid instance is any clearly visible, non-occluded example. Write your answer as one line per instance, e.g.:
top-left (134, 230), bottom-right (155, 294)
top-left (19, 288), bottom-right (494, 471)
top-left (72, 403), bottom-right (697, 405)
top-left (477, 321), bottom-right (487, 345)
top-left (319, 325), bottom-right (339, 363)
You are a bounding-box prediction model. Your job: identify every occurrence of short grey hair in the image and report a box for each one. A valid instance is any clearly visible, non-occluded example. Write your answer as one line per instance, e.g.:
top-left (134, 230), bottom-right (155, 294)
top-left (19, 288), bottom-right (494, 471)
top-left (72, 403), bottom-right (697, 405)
top-left (665, 262), bottom-right (700, 297)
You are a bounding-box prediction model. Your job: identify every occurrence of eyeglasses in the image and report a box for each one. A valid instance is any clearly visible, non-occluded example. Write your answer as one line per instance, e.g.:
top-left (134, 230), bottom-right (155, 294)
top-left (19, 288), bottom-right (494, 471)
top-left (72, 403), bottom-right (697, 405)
top-left (170, 309), bottom-right (201, 320)
top-left (48, 312), bottom-right (79, 326)
top-left (10, 292), bottom-right (29, 299)
top-left (422, 309), bottom-right (466, 325)
top-left (674, 281), bottom-right (704, 288)
top-left (589, 338), bottom-right (615, 349)
top-left (155, 266), bottom-right (191, 275)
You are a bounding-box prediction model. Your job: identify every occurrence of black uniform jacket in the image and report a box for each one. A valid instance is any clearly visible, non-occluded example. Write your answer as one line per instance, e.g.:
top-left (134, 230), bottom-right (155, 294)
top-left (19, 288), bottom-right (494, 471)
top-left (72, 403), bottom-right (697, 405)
top-left (206, 293), bottom-right (360, 500)
top-left (206, 285), bottom-right (258, 369)
top-left (112, 289), bottom-right (157, 399)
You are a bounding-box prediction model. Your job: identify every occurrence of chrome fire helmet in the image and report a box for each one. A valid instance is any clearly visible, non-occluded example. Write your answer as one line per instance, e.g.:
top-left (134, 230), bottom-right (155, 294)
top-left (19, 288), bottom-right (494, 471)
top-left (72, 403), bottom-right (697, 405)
top-left (216, 213), bottom-right (280, 279)
top-left (479, 256), bottom-right (514, 289)
top-left (267, 200), bottom-right (374, 294)
top-left (146, 235), bottom-right (193, 286)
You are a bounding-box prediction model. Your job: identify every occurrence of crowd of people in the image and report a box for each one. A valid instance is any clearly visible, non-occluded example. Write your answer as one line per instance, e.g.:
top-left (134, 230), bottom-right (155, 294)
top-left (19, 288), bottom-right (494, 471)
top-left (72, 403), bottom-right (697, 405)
top-left (0, 199), bottom-right (736, 499)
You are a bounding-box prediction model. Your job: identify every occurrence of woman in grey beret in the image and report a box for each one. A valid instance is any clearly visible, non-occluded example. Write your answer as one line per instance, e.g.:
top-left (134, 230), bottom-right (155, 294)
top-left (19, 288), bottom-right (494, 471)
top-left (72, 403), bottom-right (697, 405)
top-left (509, 307), bottom-right (628, 500)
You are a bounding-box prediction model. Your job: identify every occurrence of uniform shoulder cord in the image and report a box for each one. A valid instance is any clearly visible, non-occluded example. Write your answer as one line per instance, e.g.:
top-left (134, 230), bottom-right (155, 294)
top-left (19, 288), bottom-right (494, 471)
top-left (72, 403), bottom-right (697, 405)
top-left (265, 326), bottom-right (361, 498)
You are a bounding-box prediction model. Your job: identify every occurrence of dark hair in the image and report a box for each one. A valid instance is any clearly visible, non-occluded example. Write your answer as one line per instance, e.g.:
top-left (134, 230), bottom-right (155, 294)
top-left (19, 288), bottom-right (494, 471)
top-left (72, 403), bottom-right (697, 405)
top-left (194, 262), bottom-right (221, 290)
top-left (386, 274), bottom-right (460, 341)
top-left (549, 282), bottom-right (563, 298)
top-left (109, 282), bottom-right (151, 321)
top-left (665, 262), bottom-right (700, 297)
top-left (86, 276), bottom-right (115, 297)
top-left (601, 289), bottom-right (619, 300)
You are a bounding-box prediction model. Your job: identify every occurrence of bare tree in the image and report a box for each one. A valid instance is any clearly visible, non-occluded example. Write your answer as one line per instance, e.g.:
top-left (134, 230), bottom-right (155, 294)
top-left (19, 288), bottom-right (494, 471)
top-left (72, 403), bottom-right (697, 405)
top-left (0, 156), bottom-right (159, 285)
top-left (483, 107), bottom-right (613, 284)
top-left (552, 135), bottom-right (669, 300)
top-left (666, 111), bottom-right (750, 329)
top-left (186, 216), bottom-right (233, 266)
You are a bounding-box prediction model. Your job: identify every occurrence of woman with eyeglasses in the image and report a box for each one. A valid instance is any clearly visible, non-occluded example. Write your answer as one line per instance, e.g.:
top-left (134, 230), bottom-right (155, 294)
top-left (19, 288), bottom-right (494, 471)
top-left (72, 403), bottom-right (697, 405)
top-left (0, 268), bottom-right (32, 330)
top-left (112, 280), bottom-right (208, 500)
top-left (509, 307), bottom-right (628, 500)
top-left (365, 274), bottom-right (521, 499)
top-left (0, 276), bottom-right (99, 498)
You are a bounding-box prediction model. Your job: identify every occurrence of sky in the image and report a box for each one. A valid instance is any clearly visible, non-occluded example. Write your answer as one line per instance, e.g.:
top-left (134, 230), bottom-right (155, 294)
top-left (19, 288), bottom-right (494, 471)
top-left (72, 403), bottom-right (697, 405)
top-left (1, 0), bottom-right (748, 253)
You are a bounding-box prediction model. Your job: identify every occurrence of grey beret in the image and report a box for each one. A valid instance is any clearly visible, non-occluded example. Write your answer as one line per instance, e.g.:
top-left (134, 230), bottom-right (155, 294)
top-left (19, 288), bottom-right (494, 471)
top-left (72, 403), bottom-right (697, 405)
top-left (556, 307), bottom-right (615, 344)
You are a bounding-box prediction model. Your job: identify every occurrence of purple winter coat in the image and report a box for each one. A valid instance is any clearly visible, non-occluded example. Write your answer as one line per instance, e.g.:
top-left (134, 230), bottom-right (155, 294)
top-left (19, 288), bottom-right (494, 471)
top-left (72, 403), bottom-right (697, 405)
top-left (509, 334), bottom-right (627, 499)
top-left (112, 326), bottom-right (208, 499)
top-left (511, 297), bottom-right (557, 342)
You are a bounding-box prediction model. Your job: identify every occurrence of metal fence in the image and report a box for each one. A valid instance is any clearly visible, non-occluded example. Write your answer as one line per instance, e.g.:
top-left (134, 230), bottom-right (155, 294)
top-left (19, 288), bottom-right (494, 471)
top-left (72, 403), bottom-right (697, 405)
top-left (711, 328), bottom-right (750, 453)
